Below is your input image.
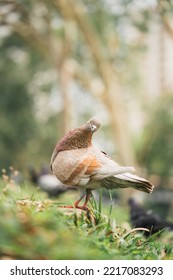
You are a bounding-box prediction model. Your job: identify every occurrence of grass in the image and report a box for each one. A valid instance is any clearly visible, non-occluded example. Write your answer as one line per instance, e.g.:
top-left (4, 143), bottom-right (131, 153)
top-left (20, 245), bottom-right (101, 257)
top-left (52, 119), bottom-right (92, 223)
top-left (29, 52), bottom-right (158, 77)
top-left (0, 171), bottom-right (173, 260)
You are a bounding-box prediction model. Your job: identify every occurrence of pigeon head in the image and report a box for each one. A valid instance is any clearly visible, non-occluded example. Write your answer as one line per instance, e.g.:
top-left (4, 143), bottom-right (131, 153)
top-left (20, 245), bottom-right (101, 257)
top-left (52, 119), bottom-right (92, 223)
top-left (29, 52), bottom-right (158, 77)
top-left (84, 116), bottom-right (101, 133)
top-left (55, 116), bottom-right (101, 153)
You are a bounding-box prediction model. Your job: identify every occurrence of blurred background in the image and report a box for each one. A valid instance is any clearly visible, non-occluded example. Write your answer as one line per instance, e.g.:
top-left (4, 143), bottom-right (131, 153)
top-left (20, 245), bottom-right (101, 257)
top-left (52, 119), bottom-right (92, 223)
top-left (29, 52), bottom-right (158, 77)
top-left (0, 0), bottom-right (173, 217)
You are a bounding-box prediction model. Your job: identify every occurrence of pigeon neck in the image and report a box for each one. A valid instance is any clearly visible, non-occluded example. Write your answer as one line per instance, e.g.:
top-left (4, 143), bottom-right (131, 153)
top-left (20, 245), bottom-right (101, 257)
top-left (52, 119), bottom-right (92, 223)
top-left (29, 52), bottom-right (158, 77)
top-left (56, 130), bottom-right (93, 153)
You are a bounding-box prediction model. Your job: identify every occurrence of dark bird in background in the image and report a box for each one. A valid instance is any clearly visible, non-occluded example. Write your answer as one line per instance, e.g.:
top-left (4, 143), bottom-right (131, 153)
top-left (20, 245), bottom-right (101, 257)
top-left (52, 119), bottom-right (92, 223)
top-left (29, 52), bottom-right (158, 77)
top-left (128, 198), bottom-right (173, 236)
top-left (28, 165), bottom-right (76, 197)
top-left (50, 116), bottom-right (154, 211)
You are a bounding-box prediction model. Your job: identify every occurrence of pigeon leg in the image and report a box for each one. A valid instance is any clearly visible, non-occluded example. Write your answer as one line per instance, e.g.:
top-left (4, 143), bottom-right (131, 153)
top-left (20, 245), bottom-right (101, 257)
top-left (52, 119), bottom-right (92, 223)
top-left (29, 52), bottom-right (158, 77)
top-left (74, 193), bottom-right (86, 208)
top-left (58, 190), bottom-right (92, 211)
top-left (74, 190), bottom-right (92, 211)
top-left (58, 193), bottom-right (87, 210)
top-left (80, 189), bottom-right (92, 211)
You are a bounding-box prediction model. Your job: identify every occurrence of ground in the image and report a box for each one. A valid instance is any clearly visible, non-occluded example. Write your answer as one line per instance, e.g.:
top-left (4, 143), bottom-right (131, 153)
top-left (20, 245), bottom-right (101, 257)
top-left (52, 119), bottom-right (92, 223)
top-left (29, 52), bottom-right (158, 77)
top-left (0, 176), bottom-right (173, 260)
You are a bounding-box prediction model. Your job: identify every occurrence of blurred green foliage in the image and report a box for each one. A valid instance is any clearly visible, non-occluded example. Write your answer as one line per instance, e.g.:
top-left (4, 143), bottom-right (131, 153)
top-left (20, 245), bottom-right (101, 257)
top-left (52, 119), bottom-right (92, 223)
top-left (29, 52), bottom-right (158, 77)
top-left (0, 34), bottom-right (61, 170)
top-left (138, 95), bottom-right (173, 183)
top-left (0, 36), bottom-right (36, 169)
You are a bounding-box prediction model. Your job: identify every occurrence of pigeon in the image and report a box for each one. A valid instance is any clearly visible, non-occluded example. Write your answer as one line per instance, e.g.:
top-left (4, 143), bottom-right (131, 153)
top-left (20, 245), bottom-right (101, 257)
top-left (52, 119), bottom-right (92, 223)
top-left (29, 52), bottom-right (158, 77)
top-left (50, 117), bottom-right (154, 210)
top-left (128, 198), bottom-right (173, 236)
top-left (28, 165), bottom-right (76, 197)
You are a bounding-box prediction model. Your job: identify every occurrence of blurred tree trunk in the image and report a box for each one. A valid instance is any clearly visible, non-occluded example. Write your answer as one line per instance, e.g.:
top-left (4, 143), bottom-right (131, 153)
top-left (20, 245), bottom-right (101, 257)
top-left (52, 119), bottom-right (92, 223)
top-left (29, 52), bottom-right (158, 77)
top-left (57, 20), bottom-right (76, 134)
top-left (6, 4), bottom-right (74, 137)
top-left (59, 60), bottom-right (74, 134)
top-left (158, 22), bottom-right (166, 94)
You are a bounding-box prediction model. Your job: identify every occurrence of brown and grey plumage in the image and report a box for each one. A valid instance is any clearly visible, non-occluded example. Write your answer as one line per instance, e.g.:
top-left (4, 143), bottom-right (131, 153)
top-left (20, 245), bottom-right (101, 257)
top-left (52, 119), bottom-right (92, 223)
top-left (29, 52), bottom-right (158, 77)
top-left (28, 165), bottom-right (76, 197)
top-left (50, 117), bottom-right (154, 210)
